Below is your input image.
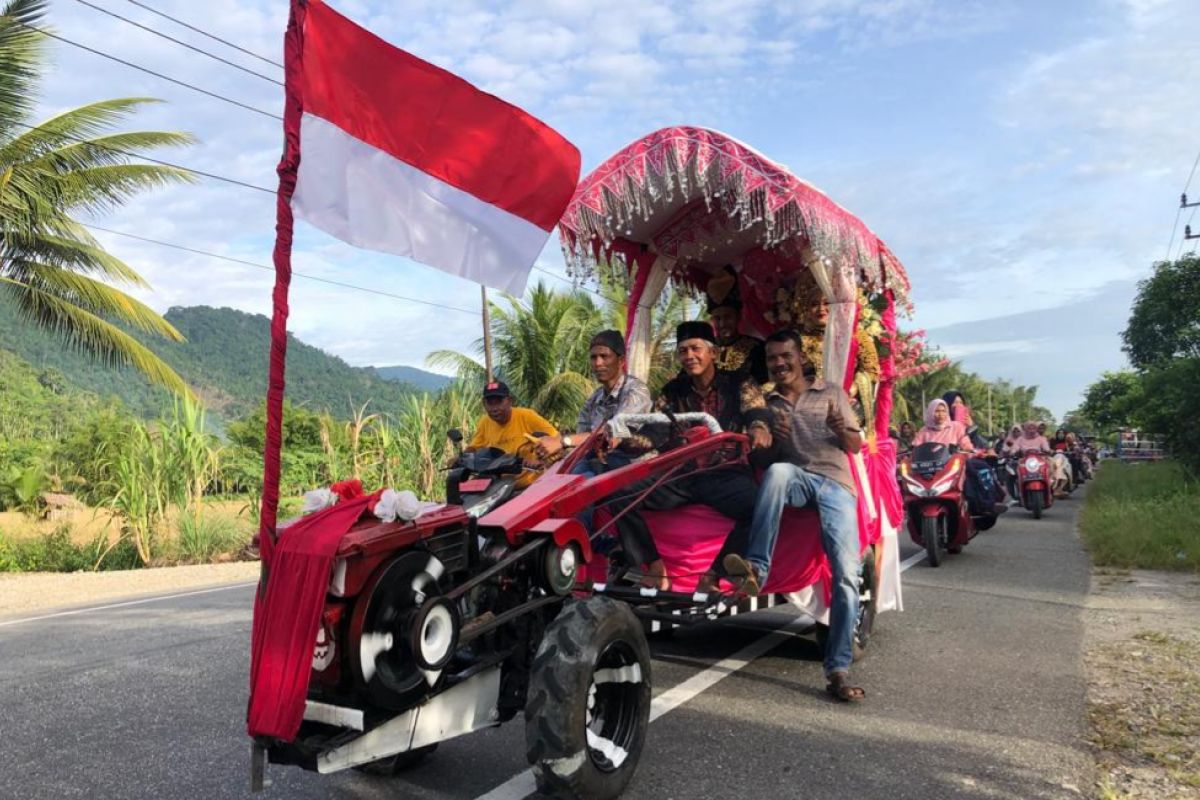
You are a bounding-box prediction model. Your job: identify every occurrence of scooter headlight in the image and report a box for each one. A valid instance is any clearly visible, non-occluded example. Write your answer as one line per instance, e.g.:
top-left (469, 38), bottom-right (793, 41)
top-left (1024, 457), bottom-right (1041, 472)
top-left (930, 476), bottom-right (957, 495)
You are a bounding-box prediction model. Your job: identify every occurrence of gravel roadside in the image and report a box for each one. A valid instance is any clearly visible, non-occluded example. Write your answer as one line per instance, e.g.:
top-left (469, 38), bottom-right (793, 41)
top-left (0, 561), bottom-right (261, 620)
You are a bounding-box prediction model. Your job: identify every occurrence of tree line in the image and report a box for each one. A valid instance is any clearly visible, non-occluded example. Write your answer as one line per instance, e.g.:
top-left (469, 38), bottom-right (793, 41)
top-left (1075, 255), bottom-right (1200, 473)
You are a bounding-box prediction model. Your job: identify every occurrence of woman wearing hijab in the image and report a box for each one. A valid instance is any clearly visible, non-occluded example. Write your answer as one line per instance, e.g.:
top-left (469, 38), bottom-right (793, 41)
top-left (1003, 425), bottom-right (1023, 455)
top-left (1016, 421), bottom-right (1069, 496)
top-left (942, 390), bottom-right (990, 450)
top-left (1000, 424), bottom-right (1024, 501)
top-left (913, 399), bottom-right (971, 449)
top-left (912, 400), bottom-right (1002, 514)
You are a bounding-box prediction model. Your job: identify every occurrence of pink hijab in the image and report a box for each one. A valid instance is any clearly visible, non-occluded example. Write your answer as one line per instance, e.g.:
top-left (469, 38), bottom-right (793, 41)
top-left (1019, 421), bottom-right (1050, 452)
top-left (923, 399), bottom-right (950, 430)
top-left (914, 400), bottom-right (969, 448)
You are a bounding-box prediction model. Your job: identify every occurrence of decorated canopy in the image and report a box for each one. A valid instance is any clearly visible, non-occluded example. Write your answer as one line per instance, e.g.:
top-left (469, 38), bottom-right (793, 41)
top-left (558, 126), bottom-right (911, 411)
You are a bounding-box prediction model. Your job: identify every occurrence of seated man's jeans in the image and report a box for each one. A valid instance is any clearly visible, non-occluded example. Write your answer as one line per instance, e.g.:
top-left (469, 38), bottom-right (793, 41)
top-left (746, 462), bottom-right (860, 677)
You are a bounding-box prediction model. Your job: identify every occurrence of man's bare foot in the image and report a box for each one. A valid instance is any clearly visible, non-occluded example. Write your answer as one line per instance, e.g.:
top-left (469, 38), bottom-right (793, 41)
top-left (641, 559), bottom-right (670, 591)
top-left (695, 571), bottom-right (721, 594)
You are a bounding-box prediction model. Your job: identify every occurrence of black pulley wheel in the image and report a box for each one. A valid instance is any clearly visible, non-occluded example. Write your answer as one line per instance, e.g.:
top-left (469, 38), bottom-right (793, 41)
top-left (350, 550), bottom-right (445, 710)
top-left (525, 596), bottom-right (651, 800)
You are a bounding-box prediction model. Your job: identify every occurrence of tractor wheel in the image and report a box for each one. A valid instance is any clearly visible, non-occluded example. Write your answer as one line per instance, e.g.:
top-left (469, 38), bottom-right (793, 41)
top-left (922, 515), bottom-right (941, 568)
top-left (525, 596), bottom-right (651, 800)
top-left (1031, 492), bottom-right (1043, 520)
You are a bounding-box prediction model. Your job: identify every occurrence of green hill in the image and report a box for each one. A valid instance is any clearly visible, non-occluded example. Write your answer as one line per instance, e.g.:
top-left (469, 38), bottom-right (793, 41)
top-left (375, 364), bottom-right (452, 392)
top-left (0, 302), bottom-right (420, 423)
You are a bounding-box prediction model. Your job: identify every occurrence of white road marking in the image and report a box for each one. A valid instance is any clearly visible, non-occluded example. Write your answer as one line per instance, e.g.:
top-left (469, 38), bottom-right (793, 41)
top-left (474, 548), bottom-right (927, 800)
top-left (0, 581), bottom-right (258, 628)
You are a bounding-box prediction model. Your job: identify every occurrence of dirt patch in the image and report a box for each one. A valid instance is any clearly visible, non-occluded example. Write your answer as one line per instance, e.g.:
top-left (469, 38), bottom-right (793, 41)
top-left (0, 561), bottom-right (261, 619)
top-left (1086, 568), bottom-right (1200, 798)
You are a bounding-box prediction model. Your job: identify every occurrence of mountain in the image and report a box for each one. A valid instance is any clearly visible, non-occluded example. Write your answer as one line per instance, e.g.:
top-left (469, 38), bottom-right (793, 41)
top-left (374, 364), bottom-right (452, 392)
top-left (0, 302), bottom-right (423, 423)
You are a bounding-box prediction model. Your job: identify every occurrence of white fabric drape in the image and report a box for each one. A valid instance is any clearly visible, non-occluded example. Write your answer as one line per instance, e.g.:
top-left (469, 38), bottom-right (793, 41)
top-left (626, 255), bottom-right (673, 382)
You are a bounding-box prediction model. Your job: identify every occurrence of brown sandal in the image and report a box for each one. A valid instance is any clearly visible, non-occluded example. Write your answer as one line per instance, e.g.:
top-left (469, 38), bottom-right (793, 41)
top-left (826, 672), bottom-right (865, 703)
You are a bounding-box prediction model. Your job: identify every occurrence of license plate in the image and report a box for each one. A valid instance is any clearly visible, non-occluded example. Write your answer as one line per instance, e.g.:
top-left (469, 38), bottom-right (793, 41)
top-left (460, 478), bottom-right (492, 493)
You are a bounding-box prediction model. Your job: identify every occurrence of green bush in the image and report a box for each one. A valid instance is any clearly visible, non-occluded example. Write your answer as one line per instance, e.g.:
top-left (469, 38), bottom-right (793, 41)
top-left (173, 513), bottom-right (247, 564)
top-left (1081, 461), bottom-right (1200, 571)
top-left (0, 526), bottom-right (91, 572)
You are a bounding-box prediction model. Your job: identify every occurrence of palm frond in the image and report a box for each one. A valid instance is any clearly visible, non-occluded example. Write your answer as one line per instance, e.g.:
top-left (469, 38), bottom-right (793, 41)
top-left (0, 0), bottom-right (48, 133)
top-left (425, 349), bottom-right (486, 385)
top-left (1, 228), bottom-right (150, 285)
top-left (4, 259), bottom-right (183, 339)
top-left (1, 276), bottom-right (191, 395)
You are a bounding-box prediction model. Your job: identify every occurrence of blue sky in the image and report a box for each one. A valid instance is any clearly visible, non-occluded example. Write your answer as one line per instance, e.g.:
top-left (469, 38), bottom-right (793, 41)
top-left (36, 0), bottom-right (1200, 416)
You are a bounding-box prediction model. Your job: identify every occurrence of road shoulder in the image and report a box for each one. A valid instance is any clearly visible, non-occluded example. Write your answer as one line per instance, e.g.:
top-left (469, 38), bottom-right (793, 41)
top-left (0, 561), bottom-right (260, 620)
top-left (1085, 567), bottom-right (1200, 797)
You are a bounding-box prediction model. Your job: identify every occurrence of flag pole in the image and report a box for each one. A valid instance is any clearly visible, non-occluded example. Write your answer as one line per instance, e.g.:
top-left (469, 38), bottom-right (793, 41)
top-left (258, 0), bottom-right (306, 553)
top-left (481, 285), bottom-right (494, 382)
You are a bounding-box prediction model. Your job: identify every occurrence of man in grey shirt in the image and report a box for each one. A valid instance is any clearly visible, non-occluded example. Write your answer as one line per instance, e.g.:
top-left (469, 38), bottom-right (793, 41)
top-left (724, 328), bottom-right (866, 702)
top-left (535, 329), bottom-right (651, 470)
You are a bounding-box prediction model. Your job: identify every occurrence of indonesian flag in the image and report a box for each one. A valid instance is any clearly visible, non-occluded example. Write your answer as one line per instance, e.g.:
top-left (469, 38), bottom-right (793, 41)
top-left (289, 0), bottom-right (581, 294)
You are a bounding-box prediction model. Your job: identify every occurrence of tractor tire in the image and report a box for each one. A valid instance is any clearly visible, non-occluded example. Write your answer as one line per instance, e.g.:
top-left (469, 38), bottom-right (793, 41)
top-left (1031, 492), bottom-right (1043, 520)
top-left (525, 596), bottom-right (651, 800)
top-left (922, 515), bottom-right (941, 568)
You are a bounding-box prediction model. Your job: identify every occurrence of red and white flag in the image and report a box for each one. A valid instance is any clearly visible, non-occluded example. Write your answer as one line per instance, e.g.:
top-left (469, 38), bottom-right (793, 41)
top-left (290, 0), bottom-right (581, 294)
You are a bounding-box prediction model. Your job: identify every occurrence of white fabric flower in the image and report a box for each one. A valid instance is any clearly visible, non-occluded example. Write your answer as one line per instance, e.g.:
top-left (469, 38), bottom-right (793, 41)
top-left (374, 489), bottom-right (443, 523)
top-left (301, 487), bottom-right (337, 514)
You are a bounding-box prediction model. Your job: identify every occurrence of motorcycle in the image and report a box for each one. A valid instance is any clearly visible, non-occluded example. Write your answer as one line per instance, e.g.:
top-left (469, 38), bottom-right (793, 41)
top-left (443, 429), bottom-right (546, 518)
top-left (1016, 450), bottom-right (1055, 519)
top-left (898, 443), bottom-right (998, 567)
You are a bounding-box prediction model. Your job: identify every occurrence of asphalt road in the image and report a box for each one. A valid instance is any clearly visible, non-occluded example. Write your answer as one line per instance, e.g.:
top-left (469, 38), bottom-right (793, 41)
top-left (0, 494), bottom-right (1094, 800)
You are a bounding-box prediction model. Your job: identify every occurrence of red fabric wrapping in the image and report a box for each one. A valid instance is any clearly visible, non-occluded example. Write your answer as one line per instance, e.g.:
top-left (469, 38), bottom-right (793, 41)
top-left (248, 0), bottom-right (306, 740)
top-left (622, 247), bottom-right (658, 353)
top-left (247, 495), bottom-right (376, 739)
top-left (257, 0), bottom-right (306, 559)
top-left (875, 291), bottom-right (898, 440)
top-left (869, 438), bottom-right (903, 529)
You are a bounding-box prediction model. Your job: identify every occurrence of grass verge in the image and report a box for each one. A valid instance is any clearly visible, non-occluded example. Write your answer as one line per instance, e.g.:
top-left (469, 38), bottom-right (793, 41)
top-left (1080, 460), bottom-right (1200, 571)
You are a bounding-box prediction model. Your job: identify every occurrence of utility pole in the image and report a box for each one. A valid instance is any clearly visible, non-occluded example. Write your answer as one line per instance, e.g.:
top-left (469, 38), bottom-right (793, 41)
top-left (481, 286), bottom-right (494, 382)
top-left (987, 384), bottom-right (993, 435)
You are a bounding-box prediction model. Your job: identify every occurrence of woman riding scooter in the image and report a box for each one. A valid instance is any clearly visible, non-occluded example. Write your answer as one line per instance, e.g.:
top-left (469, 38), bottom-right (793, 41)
top-left (1050, 429), bottom-right (1074, 497)
top-left (913, 399), bottom-right (1005, 516)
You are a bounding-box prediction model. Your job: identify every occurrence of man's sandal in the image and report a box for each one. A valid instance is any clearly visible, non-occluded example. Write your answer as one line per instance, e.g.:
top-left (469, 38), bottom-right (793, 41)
top-left (721, 555), bottom-right (762, 597)
top-left (826, 672), bottom-right (866, 703)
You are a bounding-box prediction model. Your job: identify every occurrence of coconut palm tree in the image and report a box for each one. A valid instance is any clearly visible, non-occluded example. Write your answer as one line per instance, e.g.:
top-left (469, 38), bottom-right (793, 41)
top-left (0, 0), bottom-right (196, 394)
top-left (428, 282), bottom-right (605, 429)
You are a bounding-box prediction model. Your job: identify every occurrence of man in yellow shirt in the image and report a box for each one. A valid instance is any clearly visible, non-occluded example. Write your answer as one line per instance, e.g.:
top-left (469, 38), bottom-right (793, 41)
top-left (467, 381), bottom-right (558, 487)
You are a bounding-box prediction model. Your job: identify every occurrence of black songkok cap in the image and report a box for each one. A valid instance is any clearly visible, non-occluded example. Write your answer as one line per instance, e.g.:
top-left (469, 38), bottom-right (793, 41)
top-left (676, 320), bottom-right (717, 345)
top-left (589, 329), bottom-right (626, 357)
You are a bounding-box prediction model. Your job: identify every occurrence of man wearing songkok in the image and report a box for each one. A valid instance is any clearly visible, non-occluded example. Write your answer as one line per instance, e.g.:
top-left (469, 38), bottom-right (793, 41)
top-left (607, 320), bottom-right (771, 592)
top-left (706, 265), bottom-right (768, 384)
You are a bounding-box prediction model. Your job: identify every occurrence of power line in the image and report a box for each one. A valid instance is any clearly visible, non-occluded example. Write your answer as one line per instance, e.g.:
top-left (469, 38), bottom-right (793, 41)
top-left (10, 119), bottom-right (275, 194)
top-left (1166, 148), bottom-right (1200, 260)
top-left (124, 0), bottom-right (282, 69)
top-left (71, 0), bottom-right (282, 86)
top-left (84, 223), bottom-right (483, 316)
top-left (22, 23), bottom-right (281, 121)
